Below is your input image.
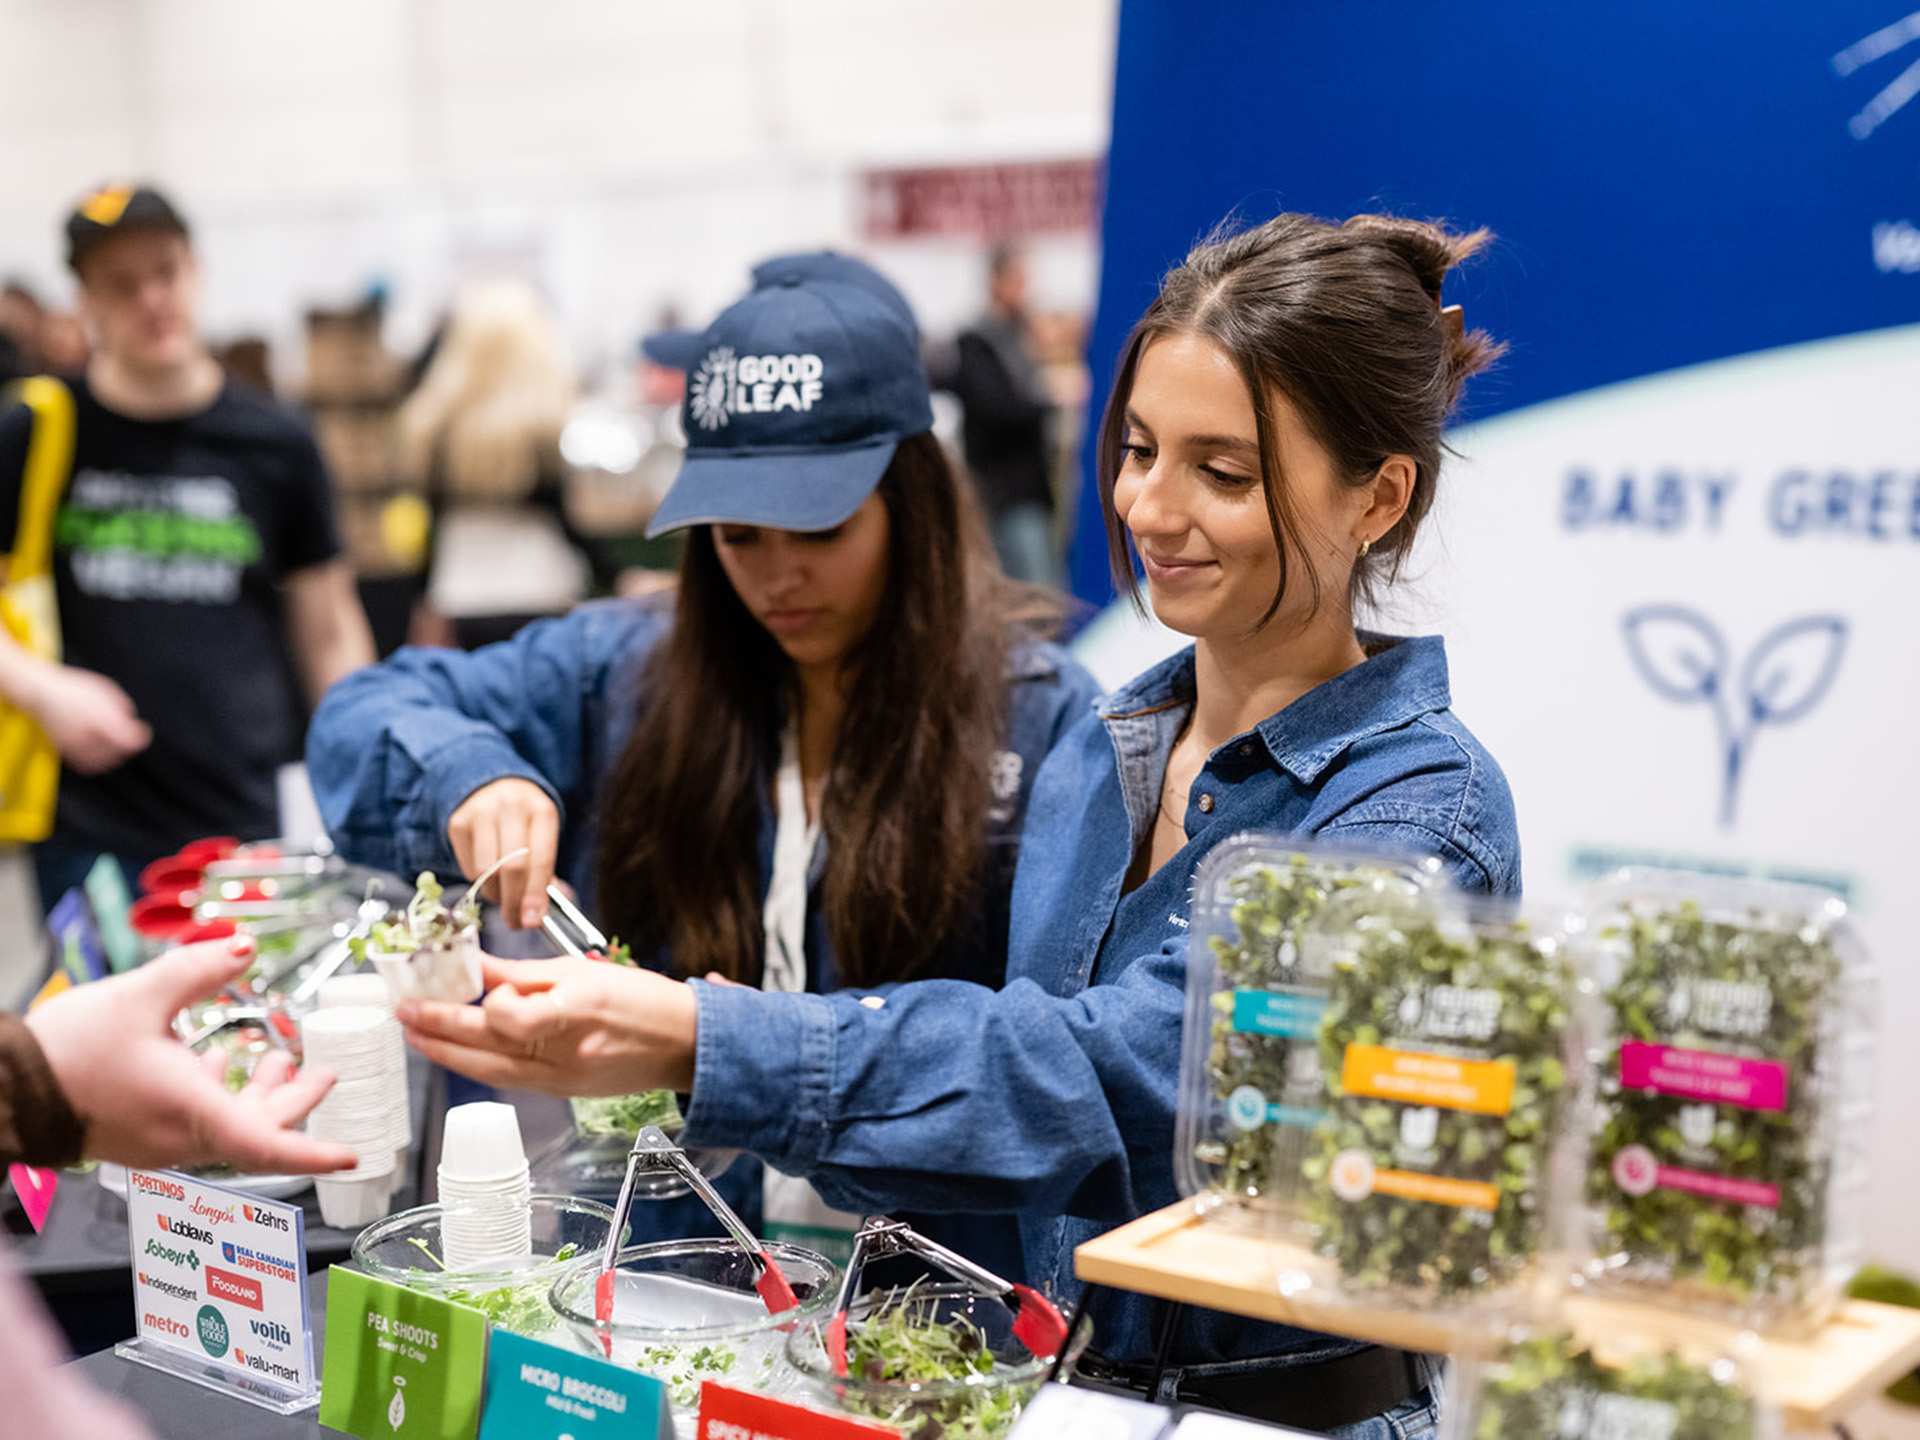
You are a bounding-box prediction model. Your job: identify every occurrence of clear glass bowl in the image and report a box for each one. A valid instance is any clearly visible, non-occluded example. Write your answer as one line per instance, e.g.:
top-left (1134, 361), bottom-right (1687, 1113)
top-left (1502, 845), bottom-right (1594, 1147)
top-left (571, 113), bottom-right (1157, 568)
top-left (784, 1282), bottom-right (1070, 1439)
top-left (549, 1239), bottom-right (838, 1419)
top-left (351, 1193), bottom-right (620, 1339)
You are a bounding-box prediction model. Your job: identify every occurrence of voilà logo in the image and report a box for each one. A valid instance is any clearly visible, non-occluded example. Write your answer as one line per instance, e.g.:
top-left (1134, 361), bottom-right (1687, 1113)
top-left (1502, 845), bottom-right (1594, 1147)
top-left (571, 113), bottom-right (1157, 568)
top-left (689, 345), bottom-right (826, 430)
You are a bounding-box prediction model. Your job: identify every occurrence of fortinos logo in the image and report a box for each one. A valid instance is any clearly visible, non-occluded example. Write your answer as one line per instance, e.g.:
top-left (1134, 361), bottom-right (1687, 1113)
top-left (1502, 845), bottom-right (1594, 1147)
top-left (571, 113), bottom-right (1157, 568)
top-left (196, 1304), bottom-right (230, 1359)
top-left (690, 345), bottom-right (826, 430)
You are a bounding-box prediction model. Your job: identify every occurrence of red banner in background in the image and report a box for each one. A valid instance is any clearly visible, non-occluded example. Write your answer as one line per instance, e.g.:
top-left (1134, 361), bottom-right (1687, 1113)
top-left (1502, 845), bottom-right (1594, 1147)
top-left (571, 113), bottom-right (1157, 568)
top-left (697, 1382), bottom-right (901, 1440)
top-left (861, 158), bottom-right (1101, 239)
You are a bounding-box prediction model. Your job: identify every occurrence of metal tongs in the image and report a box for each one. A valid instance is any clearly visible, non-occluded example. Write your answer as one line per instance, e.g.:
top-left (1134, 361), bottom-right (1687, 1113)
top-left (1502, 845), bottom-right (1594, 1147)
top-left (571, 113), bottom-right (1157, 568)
top-left (824, 1216), bottom-right (1069, 1377)
top-left (591, 1125), bottom-right (800, 1358)
top-left (540, 885), bottom-right (615, 961)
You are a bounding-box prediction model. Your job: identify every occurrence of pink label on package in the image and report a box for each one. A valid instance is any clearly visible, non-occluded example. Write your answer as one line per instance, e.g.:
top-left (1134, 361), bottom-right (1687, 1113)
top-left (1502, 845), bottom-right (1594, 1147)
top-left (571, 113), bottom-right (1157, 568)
top-left (1655, 1163), bottom-right (1781, 1210)
top-left (1618, 1041), bottom-right (1788, 1112)
top-left (7, 1164), bottom-right (59, 1232)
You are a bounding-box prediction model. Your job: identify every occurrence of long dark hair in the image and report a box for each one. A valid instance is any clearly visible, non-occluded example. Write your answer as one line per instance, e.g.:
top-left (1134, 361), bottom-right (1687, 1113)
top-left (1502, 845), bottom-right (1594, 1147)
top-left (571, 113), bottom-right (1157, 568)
top-left (594, 433), bottom-right (1056, 986)
top-left (1098, 212), bottom-right (1506, 623)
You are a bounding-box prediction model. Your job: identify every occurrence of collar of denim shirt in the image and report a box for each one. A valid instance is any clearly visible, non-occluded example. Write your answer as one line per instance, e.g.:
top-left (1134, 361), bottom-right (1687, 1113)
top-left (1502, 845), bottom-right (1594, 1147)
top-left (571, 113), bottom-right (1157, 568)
top-left (1096, 630), bottom-right (1454, 782)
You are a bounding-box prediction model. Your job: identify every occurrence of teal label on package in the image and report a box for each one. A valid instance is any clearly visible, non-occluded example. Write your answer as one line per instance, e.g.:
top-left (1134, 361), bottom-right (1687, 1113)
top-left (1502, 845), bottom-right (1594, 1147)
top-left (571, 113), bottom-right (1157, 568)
top-left (1232, 989), bottom-right (1327, 1038)
top-left (1225, 1085), bottom-right (1327, 1133)
top-left (477, 1329), bottom-right (671, 1440)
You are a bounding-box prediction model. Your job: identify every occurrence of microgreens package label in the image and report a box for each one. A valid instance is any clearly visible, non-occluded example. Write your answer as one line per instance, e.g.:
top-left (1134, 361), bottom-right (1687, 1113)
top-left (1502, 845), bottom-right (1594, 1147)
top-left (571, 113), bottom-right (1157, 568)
top-left (123, 1169), bottom-right (315, 1396)
top-left (319, 1267), bottom-right (489, 1440)
top-left (478, 1329), bottom-right (671, 1439)
top-left (696, 1382), bottom-right (902, 1440)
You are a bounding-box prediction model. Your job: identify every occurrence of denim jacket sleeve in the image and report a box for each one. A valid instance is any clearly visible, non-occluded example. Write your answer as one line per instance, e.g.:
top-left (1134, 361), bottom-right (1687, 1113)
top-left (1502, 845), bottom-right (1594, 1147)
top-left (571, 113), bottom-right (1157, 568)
top-left (307, 600), bottom-right (663, 879)
top-left (680, 937), bottom-right (1188, 1221)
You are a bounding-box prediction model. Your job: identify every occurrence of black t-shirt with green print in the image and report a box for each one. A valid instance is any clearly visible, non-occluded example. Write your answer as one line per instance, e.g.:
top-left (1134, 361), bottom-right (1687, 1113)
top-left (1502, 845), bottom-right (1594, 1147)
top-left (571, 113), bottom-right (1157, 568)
top-left (0, 376), bottom-right (341, 858)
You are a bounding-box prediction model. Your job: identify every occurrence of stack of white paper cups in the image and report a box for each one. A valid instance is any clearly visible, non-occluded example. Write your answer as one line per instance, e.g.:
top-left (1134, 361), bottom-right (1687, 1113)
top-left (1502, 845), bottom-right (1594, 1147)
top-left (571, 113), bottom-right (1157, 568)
top-left (318, 975), bottom-right (412, 1160)
top-left (437, 1101), bottom-right (532, 1270)
top-left (301, 1005), bottom-right (404, 1227)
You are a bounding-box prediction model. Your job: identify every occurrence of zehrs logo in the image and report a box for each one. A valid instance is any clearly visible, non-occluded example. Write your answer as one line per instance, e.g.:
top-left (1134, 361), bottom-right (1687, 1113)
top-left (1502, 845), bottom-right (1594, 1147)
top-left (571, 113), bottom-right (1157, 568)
top-left (243, 1202), bottom-right (290, 1233)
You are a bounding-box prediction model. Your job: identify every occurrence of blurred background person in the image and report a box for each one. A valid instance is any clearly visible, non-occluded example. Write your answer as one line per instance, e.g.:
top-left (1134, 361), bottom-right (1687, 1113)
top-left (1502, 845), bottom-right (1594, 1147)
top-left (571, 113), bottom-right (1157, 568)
top-left (948, 244), bottom-right (1063, 587)
top-left (398, 278), bottom-right (615, 649)
top-left (0, 184), bottom-right (375, 911)
top-left (0, 280), bottom-right (47, 383)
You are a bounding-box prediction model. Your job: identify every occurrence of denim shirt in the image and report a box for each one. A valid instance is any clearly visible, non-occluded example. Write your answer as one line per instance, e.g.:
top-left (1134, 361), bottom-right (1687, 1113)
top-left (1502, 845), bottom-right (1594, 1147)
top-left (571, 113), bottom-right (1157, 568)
top-left (306, 596), bottom-right (1100, 1255)
top-left (681, 633), bottom-right (1519, 1370)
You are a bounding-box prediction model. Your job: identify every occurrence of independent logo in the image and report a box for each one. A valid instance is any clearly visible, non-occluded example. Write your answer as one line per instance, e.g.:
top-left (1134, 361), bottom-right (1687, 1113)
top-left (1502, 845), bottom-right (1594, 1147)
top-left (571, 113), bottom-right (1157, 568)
top-left (689, 345), bottom-right (826, 430)
top-left (139, 1271), bottom-right (199, 1302)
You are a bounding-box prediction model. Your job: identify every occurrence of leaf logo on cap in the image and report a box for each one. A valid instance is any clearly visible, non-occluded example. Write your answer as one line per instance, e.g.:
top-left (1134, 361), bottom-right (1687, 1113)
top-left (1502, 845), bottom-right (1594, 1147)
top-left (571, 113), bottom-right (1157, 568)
top-left (80, 186), bottom-right (135, 226)
top-left (690, 346), bottom-right (735, 431)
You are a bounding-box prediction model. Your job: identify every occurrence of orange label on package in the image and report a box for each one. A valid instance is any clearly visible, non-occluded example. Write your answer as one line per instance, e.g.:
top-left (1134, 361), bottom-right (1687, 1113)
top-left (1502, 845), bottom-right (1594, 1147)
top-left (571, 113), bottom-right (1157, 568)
top-left (1371, 1168), bottom-right (1500, 1211)
top-left (1341, 1044), bottom-right (1515, 1116)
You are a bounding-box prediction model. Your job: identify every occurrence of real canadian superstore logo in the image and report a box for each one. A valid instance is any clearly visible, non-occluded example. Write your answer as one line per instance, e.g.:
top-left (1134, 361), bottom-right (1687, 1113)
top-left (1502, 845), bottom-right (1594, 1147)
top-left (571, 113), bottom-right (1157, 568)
top-left (219, 1239), bottom-right (297, 1282)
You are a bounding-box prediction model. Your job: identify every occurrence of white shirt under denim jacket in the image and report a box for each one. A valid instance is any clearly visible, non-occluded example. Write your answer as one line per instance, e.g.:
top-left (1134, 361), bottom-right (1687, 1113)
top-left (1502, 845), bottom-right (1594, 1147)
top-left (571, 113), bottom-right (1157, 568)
top-left (679, 633), bottom-right (1519, 1436)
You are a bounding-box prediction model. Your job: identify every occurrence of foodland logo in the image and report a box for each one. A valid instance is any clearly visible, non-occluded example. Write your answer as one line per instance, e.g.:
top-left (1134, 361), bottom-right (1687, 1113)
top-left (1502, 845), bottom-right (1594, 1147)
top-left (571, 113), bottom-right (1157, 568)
top-left (205, 1264), bottom-right (265, 1311)
top-left (689, 346), bottom-right (826, 431)
top-left (130, 1173), bottom-right (186, 1201)
top-left (1622, 607), bottom-right (1847, 827)
top-left (158, 1214), bottom-right (216, 1246)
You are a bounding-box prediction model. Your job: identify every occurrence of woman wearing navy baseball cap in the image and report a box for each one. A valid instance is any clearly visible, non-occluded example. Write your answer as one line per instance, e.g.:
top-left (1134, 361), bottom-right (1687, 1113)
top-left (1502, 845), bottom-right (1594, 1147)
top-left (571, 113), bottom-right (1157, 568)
top-left (309, 269), bottom-right (1098, 1257)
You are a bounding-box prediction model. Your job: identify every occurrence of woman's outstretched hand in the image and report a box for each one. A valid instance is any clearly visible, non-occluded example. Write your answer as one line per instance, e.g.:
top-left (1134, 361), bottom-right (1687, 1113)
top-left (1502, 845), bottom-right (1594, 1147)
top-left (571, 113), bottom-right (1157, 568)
top-left (395, 955), bottom-right (699, 1096)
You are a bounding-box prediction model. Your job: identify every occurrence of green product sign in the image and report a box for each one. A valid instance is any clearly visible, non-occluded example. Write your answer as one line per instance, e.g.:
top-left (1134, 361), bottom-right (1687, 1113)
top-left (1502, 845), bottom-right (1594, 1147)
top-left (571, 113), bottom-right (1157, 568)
top-left (319, 1267), bottom-right (489, 1440)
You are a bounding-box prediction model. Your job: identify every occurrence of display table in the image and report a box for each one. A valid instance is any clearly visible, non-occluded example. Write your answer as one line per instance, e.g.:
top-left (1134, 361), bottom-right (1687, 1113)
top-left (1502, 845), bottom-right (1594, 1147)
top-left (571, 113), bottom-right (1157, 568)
top-left (1075, 1199), bottom-right (1920, 1433)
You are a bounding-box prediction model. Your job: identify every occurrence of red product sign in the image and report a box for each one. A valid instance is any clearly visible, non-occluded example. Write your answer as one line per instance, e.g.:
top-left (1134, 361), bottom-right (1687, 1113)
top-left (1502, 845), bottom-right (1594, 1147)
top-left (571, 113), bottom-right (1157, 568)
top-left (697, 1382), bottom-right (901, 1440)
top-left (1618, 1041), bottom-right (1789, 1112)
top-left (1654, 1164), bottom-right (1782, 1210)
top-left (203, 1264), bottom-right (265, 1311)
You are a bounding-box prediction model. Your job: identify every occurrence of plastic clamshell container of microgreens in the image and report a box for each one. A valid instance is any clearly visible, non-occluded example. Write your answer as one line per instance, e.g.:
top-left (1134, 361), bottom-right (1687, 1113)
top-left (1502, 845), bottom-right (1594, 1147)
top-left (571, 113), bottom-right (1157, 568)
top-left (1440, 1331), bottom-right (1783, 1440)
top-left (1280, 886), bottom-right (1579, 1314)
top-left (785, 1281), bottom-right (1067, 1440)
top-left (1574, 867), bottom-right (1874, 1333)
top-left (1174, 835), bottom-right (1441, 1225)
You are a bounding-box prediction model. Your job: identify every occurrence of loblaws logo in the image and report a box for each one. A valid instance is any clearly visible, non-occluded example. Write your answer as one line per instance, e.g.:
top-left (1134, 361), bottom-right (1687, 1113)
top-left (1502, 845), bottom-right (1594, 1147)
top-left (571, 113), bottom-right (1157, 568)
top-left (158, 1214), bottom-right (215, 1246)
top-left (138, 1271), bottom-right (199, 1303)
top-left (248, 1318), bottom-right (293, 1350)
top-left (130, 1173), bottom-right (186, 1201)
top-left (242, 1202), bottom-right (290, 1233)
top-left (144, 1238), bottom-right (201, 1272)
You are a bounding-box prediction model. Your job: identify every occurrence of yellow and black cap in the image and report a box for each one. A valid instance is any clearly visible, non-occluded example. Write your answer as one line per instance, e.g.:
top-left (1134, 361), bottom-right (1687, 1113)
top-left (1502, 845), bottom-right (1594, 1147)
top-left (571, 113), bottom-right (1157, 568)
top-left (65, 184), bottom-right (191, 272)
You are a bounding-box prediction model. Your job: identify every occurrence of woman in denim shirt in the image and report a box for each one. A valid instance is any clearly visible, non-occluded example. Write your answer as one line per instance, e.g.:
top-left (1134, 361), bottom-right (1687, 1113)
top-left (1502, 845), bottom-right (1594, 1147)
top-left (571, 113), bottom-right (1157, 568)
top-left (309, 269), bottom-right (1097, 1263)
top-left (399, 213), bottom-right (1518, 1437)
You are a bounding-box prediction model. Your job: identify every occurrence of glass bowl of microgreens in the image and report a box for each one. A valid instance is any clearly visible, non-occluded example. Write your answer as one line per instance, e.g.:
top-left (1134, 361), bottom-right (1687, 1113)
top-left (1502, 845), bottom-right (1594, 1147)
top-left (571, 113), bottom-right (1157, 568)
top-left (549, 1239), bottom-right (838, 1425)
top-left (784, 1281), bottom-right (1077, 1440)
top-left (351, 1195), bottom-right (621, 1340)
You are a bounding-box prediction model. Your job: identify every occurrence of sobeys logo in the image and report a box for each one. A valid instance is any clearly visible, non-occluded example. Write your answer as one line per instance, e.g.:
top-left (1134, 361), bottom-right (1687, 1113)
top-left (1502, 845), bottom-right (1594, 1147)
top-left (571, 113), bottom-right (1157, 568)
top-left (144, 1238), bottom-right (201, 1271)
top-left (197, 1304), bottom-right (230, 1358)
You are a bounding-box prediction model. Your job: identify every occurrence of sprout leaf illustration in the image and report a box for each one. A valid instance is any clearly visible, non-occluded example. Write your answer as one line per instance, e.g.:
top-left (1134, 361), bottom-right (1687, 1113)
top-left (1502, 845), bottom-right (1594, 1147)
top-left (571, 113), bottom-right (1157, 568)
top-left (1622, 606), bottom-right (1727, 705)
top-left (1739, 615), bottom-right (1847, 727)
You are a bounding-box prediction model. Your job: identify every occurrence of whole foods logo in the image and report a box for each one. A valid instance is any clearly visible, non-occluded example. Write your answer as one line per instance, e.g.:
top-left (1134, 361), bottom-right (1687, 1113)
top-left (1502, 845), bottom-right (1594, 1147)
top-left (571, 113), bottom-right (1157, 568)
top-left (130, 1173), bottom-right (186, 1201)
top-left (158, 1214), bottom-right (215, 1246)
top-left (242, 1202), bottom-right (290, 1233)
top-left (688, 345), bottom-right (826, 431)
top-left (144, 1238), bottom-right (202, 1272)
top-left (1621, 607), bottom-right (1846, 827)
top-left (197, 1304), bottom-right (231, 1359)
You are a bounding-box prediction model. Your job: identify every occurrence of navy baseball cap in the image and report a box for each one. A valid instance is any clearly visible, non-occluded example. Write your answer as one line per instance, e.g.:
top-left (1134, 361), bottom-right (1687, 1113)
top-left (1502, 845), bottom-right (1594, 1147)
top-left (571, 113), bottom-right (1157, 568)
top-left (641, 250), bottom-right (919, 371)
top-left (65, 184), bottom-right (190, 272)
top-left (646, 276), bottom-right (934, 537)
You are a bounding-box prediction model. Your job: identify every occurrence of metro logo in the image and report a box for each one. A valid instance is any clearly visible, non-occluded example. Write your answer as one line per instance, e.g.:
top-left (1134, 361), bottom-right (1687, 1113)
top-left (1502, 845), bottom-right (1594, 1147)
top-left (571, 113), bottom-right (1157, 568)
top-left (204, 1264), bottom-right (265, 1311)
top-left (144, 1313), bottom-right (192, 1340)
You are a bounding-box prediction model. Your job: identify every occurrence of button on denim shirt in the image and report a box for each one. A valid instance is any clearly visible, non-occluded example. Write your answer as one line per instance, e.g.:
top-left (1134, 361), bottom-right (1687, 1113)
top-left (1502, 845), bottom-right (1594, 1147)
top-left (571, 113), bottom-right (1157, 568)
top-left (682, 633), bottom-right (1519, 1372)
top-left (306, 595), bottom-right (1099, 1261)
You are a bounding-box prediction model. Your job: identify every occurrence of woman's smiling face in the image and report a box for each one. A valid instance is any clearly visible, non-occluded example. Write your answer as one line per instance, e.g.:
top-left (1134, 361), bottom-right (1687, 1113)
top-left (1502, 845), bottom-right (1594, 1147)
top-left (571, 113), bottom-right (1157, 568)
top-left (1112, 331), bottom-right (1373, 639)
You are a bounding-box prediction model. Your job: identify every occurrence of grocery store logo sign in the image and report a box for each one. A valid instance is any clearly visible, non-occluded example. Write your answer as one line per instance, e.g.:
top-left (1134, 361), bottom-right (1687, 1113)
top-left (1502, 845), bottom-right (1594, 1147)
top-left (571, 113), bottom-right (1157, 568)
top-left (220, 1239), bottom-right (298, 1283)
top-left (139, 1271), bottom-right (199, 1302)
top-left (190, 1195), bottom-right (237, 1228)
top-left (144, 1238), bottom-right (201, 1271)
top-left (158, 1214), bottom-right (215, 1245)
top-left (1621, 607), bottom-right (1847, 827)
top-left (242, 1202), bottom-right (290, 1233)
top-left (689, 346), bottom-right (826, 431)
top-left (130, 1173), bottom-right (186, 1201)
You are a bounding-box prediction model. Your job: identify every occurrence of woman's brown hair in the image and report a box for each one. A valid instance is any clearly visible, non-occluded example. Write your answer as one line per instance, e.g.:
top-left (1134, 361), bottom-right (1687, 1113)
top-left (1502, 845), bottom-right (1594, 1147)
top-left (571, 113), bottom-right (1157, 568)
top-left (1097, 212), bottom-right (1507, 623)
top-left (594, 432), bottom-right (1056, 987)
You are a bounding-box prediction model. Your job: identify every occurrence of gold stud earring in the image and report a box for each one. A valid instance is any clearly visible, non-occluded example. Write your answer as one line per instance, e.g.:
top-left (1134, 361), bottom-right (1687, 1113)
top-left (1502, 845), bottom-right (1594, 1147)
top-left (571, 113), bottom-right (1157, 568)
top-left (1357, 538), bottom-right (1372, 558)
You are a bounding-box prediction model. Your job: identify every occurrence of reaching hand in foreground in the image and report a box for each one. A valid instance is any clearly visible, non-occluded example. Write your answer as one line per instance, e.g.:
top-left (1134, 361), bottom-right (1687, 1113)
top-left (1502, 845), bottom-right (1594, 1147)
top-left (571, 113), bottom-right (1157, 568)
top-left (24, 937), bottom-right (359, 1175)
top-left (397, 955), bottom-right (698, 1097)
